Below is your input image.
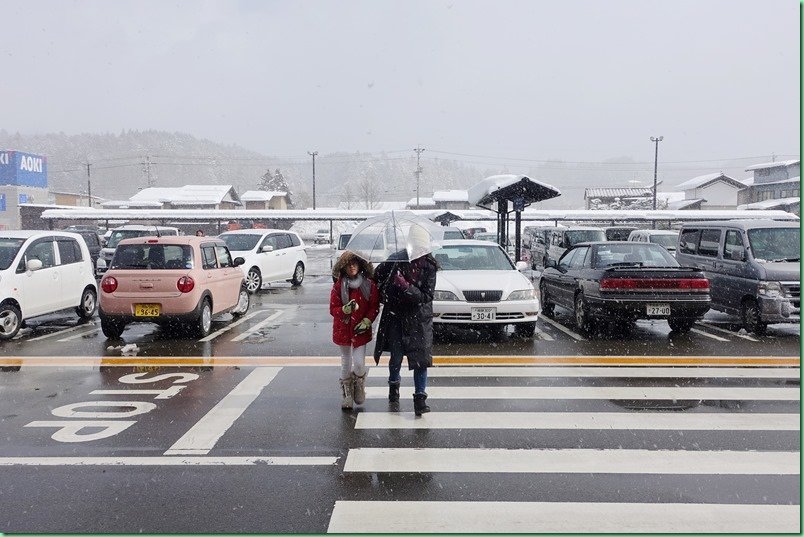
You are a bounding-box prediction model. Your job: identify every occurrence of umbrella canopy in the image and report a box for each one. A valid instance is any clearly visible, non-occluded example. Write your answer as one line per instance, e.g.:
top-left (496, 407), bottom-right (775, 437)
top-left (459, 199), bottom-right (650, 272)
top-left (345, 211), bottom-right (445, 263)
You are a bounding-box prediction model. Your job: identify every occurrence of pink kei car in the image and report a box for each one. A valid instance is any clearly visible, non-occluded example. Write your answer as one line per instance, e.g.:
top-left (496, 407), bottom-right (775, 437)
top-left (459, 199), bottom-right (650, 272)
top-left (98, 236), bottom-right (250, 338)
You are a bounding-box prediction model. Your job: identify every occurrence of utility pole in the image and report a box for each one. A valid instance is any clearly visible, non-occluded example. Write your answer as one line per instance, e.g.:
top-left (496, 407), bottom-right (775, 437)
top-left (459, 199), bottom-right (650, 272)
top-left (413, 145), bottom-right (425, 208)
top-left (308, 151), bottom-right (318, 210)
top-left (650, 136), bottom-right (663, 211)
top-left (142, 155), bottom-right (154, 187)
top-left (85, 162), bottom-right (92, 207)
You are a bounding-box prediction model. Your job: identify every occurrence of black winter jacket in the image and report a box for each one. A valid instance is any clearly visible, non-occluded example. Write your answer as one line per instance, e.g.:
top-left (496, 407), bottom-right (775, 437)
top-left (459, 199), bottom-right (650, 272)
top-left (372, 255), bottom-right (438, 369)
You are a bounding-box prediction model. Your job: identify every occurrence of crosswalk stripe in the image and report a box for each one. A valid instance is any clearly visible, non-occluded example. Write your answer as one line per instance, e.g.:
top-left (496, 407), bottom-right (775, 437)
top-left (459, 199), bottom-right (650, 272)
top-left (691, 327), bottom-right (730, 342)
top-left (327, 501), bottom-right (799, 533)
top-left (354, 411), bottom-right (799, 430)
top-left (343, 448), bottom-right (800, 474)
top-left (365, 385), bottom-right (799, 401)
top-left (367, 366), bottom-right (800, 379)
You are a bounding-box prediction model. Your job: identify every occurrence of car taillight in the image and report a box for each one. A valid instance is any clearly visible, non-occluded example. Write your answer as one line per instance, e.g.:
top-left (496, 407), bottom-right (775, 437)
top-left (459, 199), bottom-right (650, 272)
top-left (101, 276), bottom-right (118, 293)
top-left (177, 276), bottom-right (195, 293)
top-left (600, 278), bottom-right (709, 290)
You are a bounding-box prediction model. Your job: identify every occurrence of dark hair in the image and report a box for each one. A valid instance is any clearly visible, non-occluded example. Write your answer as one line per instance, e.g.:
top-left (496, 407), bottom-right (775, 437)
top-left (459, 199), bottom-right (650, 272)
top-left (332, 251), bottom-right (374, 279)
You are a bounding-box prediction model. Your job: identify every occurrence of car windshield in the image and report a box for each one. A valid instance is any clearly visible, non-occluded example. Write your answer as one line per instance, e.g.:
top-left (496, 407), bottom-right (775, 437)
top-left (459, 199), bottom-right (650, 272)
top-left (650, 234), bottom-right (679, 248)
top-left (443, 230), bottom-right (464, 239)
top-left (111, 244), bottom-right (193, 270)
top-left (434, 244), bottom-right (514, 271)
top-left (107, 229), bottom-right (150, 249)
top-left (220, 233), bottom-right (262, 252)
top-left (747, 227), bottom-right (801, 262)
top-left (592, 243), bottom-right (679, 268)
top-left (566, 229), bottom-right (606, 246)
top-left (0, 238), bottom-right (25, 270)
top-left (337, 234), bottom-right (352, 249)
top-left (605, 228), bottom-right (636, 241)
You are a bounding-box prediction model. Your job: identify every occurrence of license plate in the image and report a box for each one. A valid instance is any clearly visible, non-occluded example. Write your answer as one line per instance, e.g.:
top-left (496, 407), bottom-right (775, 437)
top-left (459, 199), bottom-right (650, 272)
top-left (646, 303), bottom-right (671, 316)
top-left (134, 304), bottom-right (161, 317)
top-left (471, 307), bottom-right (496, 321)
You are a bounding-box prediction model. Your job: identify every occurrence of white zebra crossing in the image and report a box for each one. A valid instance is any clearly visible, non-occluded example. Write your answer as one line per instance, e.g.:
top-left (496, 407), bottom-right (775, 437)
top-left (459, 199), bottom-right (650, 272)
top-left (335, 364), bottom-right (800, 533)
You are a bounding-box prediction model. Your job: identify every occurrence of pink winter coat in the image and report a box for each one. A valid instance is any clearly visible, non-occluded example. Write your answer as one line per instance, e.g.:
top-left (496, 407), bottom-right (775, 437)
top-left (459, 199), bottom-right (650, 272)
top-left (330, 276), bottom-right (380, 348)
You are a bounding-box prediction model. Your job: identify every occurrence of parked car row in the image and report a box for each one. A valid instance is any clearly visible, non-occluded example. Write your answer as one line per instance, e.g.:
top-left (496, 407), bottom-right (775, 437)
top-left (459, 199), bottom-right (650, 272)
top-left (0, 225), bottom-right (308, 342)
top-left (537, 219), bottom-right (800, 335)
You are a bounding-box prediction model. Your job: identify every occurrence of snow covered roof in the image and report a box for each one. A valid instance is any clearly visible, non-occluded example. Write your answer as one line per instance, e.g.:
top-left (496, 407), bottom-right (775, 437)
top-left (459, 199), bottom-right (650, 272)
top-left (668, 198), bottom-right (706, 210)
top-left (675, 173), bottom-right (745, 190)
top-left (130, 185), bottom-right (241, 205)
top-left (407, 198), bottom-right (436, 208)
top-left (737, 197), bottom-right (800, 210)
top-left (241, 190), bottom-right (288, 201)
top-left (742, 176), bottom-right (755, 186)
top-left (40, 207), bottom-right (799, 224)
top-left (745, 159), bottom-right (800, 172)
top-left (585, 187), bottom-right (652, 199)
top-left (467, 175), bottom-right (561, 208)
top-left (432, 190), bottom-right (468, 202)
top-left (656, 191), bottom-right (686, 203)
top-left (101, 200), bottom-right (163, 209)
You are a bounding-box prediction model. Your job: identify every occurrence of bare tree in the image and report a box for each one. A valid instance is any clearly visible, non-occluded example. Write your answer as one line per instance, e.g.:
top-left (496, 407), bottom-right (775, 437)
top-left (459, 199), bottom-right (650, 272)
top-left (341, 182), bottom-right (355, 209)
top-left (357, 171), bottom-right (381, 209)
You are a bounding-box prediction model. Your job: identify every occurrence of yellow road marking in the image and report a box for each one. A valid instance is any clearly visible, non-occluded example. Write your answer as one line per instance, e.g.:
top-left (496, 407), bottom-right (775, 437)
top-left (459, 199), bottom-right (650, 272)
top-left (0, 355), bottom-right (799, 367)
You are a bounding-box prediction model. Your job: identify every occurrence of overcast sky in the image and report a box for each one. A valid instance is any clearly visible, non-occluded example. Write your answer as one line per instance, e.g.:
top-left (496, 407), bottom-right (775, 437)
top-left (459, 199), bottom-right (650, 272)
top-left (1, 0), bottom-right (799, 164)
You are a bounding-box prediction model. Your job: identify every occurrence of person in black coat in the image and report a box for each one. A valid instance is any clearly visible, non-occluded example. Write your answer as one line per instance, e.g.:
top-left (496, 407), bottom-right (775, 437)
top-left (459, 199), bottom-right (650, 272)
top-left (373, 232), bottom-right (439, 416)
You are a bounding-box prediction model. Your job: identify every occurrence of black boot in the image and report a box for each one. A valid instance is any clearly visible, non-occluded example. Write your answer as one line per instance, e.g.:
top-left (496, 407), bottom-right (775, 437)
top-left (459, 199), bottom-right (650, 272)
top-left (413, 393), bottom-right (430, 416)
top-left (388, 381), bottom-right (400, 402)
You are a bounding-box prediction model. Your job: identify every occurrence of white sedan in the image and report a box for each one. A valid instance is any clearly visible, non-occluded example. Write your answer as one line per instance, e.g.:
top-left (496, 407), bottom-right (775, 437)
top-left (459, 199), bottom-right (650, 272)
top-left (432, 240), bottom-right (540, 337)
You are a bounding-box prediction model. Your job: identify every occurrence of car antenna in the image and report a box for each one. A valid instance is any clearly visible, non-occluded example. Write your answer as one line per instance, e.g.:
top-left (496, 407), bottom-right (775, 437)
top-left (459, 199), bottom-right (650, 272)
top-left (154, 225), bottom-right (161, 238)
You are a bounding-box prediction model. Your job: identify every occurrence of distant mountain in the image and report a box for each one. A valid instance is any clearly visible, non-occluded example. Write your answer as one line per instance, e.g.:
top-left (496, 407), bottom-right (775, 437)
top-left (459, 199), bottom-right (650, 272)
top-left (0, 130), bottom-right (486, 208)
top-left (0, 130), bottom-right (772, 210)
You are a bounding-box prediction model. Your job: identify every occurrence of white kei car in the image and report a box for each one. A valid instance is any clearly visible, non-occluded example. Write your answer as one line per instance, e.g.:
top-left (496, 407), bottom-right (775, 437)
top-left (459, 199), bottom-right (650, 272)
top-left (432, 239), bottom-right (539, 337)
top-left (0, 230), bottom-right (98, 340)
top-left (218, 229), bottom-right (307, 293)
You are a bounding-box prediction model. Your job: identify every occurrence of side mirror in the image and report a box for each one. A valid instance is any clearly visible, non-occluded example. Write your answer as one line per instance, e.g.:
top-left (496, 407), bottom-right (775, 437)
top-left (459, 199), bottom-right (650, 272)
top-left (261, 245), bottom-right (274, 253)
top-left (233, 257), bottom-right (245, 267)
top-left (26, 259), bottom-right (43, 272)
top-left (96, 258), bottom-right (107, 270)
top-left (515, 261), bottom-right (529, 271)
top-left (730, 247), bottom-right (746, 262)
top-left (544, 258), bottom-right (557, 269)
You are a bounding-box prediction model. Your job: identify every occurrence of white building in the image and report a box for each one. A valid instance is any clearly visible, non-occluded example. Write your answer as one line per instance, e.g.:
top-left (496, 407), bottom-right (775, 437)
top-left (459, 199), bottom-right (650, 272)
top-left (674, 172), bottom-right (747, 210)
top-left (102, 184), bottom-right (242, 210)
top-left (738, 160), bottom-right (800, 214)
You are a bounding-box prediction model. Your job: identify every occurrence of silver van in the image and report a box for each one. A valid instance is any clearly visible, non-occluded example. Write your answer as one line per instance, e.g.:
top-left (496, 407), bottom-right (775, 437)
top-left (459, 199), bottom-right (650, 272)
top-left (545, 226), bottom-right (606, 265)
top-left (96, 225), bottom-right (181, 276)
top-left (675, 220), bottom-right (800, 334)
top-left (628, 229), bottom-right (680, 255)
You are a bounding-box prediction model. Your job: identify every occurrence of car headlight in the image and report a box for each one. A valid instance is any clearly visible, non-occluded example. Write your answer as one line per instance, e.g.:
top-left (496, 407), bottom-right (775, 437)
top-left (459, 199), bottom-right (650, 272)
top-left (433, 290), bottom-right (460, 301)
top-left (507, 289), bottom-right (537, 301)
top-left (758, 281), bottom-right (782, 298)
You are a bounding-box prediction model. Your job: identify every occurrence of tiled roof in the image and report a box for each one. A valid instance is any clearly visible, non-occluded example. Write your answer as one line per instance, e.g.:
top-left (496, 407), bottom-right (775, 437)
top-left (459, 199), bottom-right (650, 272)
top-left (584, 187), bottom-right (653, 198)
top-left (130, 185), bottom-right (241, 205)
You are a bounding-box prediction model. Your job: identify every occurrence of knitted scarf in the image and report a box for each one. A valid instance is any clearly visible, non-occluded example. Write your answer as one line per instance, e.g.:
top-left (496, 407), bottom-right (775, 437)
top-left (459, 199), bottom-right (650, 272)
top-left (341, 272), bottom-right (371, 305)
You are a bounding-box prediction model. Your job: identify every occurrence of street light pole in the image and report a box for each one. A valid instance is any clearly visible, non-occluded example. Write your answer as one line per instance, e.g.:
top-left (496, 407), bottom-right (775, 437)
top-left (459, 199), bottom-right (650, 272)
top-left (650, 136), bottom-right (663, 210)
top-left (308, 151), bottom-right (318, 210)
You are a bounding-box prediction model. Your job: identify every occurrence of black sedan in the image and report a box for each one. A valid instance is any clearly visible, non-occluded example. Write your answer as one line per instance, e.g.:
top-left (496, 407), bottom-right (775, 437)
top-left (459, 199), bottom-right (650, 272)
top-left (539, 242), bottom-right (710, 334)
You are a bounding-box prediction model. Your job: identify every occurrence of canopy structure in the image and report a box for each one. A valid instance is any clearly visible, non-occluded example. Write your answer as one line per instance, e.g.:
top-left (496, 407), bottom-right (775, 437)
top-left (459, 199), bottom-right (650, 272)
top-left (467, 175), bottom-right (562, 261)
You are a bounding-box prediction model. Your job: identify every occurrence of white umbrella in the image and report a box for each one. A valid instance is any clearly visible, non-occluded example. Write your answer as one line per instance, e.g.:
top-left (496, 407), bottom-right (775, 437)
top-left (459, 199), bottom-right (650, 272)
top-left (345, 211), bottom-right (445, 263)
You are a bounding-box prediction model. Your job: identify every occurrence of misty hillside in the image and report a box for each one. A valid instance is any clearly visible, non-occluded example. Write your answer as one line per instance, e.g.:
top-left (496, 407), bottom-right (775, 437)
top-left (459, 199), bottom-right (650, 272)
top-left (0, 130), bottom-right (768, 210)
top-left (0, 130), bottom-right (487, 208)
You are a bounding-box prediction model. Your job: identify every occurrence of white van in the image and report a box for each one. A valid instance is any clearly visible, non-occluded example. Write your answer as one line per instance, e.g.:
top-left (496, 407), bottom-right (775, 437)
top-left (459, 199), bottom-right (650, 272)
top-left (96, 225), bottom-right (180, 276)
top-left (0, 231), bottom-right (98, 340)
top-left (628, 229), bottom-right (680, 255)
